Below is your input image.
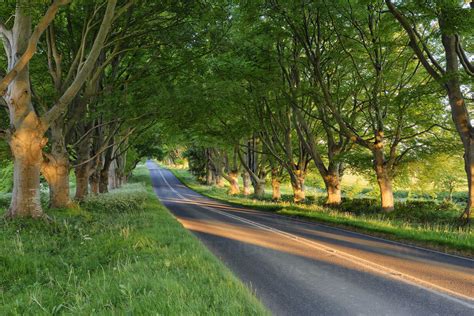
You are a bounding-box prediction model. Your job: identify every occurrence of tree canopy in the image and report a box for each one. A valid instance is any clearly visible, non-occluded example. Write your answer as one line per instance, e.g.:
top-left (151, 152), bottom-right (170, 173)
top-left (0, 0), bottom-right (472, 222)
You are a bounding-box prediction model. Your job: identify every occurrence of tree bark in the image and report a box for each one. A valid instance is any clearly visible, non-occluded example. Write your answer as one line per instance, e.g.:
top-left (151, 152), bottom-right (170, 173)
top-left (42, 155), bottom-right (70, 208)
top-left (75, 163), bottom-right (89, 200)
top-left (42, 123), bottom-right (72, 208)
top-left (271, 168), bottom-right (281, 201)
top-left (114, 151), bottom-right (126, 189)
top-left (90, 170), bottom-right (100, 195)
top-left (108, 158), bottom-right (118, 190)
top-left (386, 0), bottom-right (472, 220)
top-left (8, 128), bottom-right (46, 218)
top-left (374, 146), bottom-right (395, 212)
top-left (99, 137), bottom-right (114, 193)
top-left (442, 33), bottom-right (473, 222)
top-left (254, 180), bottom-right (266, 199)
top-left (74, 124), bottom-right (92, 200)
top-left (4, 7), bottom-right (47, 218)
top-left (225, 170), bottom-right (240, 195)
top-left (215, 174), bottom-right (224, 187)
top-left (323, 170), bottom-right (342, 206)
top-left (99, 167), bottom-right (109, 194)
top-left (206, 167), bottom-right (215, 185)
top-left (242, 171), bottom-right (251, 196)
top-left (290, 170), bottom-right (305, 203)
top-left (271, 178), bottom-right (281, 201)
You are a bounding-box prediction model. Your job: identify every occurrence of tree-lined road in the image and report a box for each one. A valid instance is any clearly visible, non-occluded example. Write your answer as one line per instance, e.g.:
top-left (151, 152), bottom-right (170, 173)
top-left (148, 161), bottom-right (474, 316)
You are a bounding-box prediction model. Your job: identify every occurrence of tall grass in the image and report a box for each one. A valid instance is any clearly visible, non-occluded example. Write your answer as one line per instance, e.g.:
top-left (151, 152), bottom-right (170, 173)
top-left (0, 165), bottom-right (267, 315)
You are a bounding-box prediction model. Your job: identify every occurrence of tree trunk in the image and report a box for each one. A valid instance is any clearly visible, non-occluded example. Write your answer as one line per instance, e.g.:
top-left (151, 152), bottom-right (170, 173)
top-left (253, 180), bottom-right (266, 199)
top-left (89, 158), bottom-right (100, 196)
top-left (206, 167), bottom-right (215, 185)
top-left (108, 158), bottom-right (118, 190)
top-left (73, 120), bottom-right (92, 200)
top-left (291, 170), bottom-right (305, 203)
top-left (7, 128), bottom-right (46, 218)
top-left (99, 138), bottom-right (114, 193)
top-left (441, 33), bottom-right (473, 222)
top-left (374, 147), bottom-right (394, 212)
top-left (90, 167), bottom-right (100, 195)
top-left (42, 123), bottom-right (72, 208)
top-left (271, 169), bottom-right (281, 201)
top-left (226, 170), bottom-right (240, 195)
top-left (323, 171), bottom-right (342, 206)
top-left (242, 171), bottom-right (251, 196)
top-left (215, 173), bottom-right (224, 187)
top-left (42, 155), bottom-right (70, 208)
top-left (4, 9), bottom-right (47, 218)
top-left (75, 163), bottom-right (89, 200)
top-left (292, 184), bottom-right (305, 203)
top-left (387, 6), bottom-right (473, 221)
top-left (99, 167), bottom-right (109, 193)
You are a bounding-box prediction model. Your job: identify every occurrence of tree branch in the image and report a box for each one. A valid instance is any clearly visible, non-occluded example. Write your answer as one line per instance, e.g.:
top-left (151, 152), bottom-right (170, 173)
top-left (43, 0), bottom-right (117, 126)
top-left (0, 0), bottom-right (70, 95)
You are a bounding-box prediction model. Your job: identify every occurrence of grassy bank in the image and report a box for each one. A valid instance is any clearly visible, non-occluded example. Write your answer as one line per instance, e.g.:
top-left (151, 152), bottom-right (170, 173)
top-left (0, 165), bottom-right (267, 315)
top-left (169, 167), bottom-right (473, 258)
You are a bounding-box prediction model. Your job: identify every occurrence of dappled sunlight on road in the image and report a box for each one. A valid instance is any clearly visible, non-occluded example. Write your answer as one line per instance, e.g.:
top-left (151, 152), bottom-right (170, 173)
top-left (178, 217), bottom-right (373, 273)
top-left (161, 195), bottom-right (474, 301)
top-left (162, 196), bottom-right (261, 212)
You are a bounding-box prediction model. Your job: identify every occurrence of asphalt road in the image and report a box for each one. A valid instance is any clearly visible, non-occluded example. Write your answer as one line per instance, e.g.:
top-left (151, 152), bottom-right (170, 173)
top-left (147, 161), bottom-right (474, 316)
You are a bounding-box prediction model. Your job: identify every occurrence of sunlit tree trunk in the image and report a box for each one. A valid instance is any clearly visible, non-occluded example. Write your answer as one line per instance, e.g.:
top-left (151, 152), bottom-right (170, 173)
top-left (271, 168), bottom-right (281, 201)
top-left (323, 168), bottom-right (342, 206)
top-left (4, 8), bottom-right (47, 218)
top-left (224, 170), bottom-right (240, 195)
top-left (373, 145), bottom-right (394, 212)
top-left (290, 169), bottom-right (305, 203)
top-left (215, 174), bottom-right (224, 187)
top-left (8, 126), bottom-right (46, 218)
top-left (42, 122), bottom-right (72, 208)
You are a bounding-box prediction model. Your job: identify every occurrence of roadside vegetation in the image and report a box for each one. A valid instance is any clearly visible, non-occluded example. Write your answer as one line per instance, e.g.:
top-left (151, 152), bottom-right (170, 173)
top-left (169, 165), bottom-right (473, 257)
top-left (0, 165), bottom-right (267, 315)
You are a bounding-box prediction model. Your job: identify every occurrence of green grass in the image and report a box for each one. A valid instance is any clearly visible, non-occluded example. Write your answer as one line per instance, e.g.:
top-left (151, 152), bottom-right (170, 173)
top-left (169, 167), bottom-right (473, 258)
top-left (0, 165), bottom-right (267, 315)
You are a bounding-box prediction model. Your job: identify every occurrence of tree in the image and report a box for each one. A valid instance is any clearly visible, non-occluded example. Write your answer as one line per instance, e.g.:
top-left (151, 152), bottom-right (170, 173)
top-left (386, 0), bottom-right (474, 220)
top-left (0, 0), bottom-right (116, 217)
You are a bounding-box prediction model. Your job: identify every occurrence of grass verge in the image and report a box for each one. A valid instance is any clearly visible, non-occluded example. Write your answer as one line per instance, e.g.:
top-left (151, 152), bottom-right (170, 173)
top-left (0, 165), bottom-right (267, 315)
top-left (169, 167), bottom-right (473, 258)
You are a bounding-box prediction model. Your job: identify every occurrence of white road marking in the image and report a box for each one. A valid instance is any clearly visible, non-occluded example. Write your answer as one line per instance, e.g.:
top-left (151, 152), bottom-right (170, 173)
top-left (154, 166), bottom-right (474, 308)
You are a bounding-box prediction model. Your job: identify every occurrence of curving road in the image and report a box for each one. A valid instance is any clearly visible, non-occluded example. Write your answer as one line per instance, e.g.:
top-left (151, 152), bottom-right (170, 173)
top-left (147, 161), bottom-right (474, 316)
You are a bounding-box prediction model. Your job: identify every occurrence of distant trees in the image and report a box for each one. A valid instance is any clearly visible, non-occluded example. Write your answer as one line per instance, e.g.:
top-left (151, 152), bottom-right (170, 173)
top-left (163, 0), bottom-right (471, 221)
